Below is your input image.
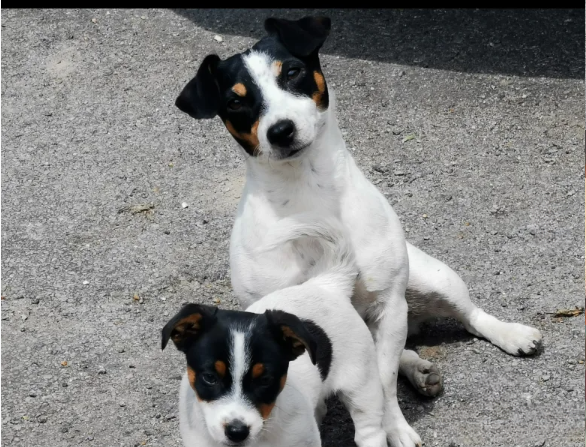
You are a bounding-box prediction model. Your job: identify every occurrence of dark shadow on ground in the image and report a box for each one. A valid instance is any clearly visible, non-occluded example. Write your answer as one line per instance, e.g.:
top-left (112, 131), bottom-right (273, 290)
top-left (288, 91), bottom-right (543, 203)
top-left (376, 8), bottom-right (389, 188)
top-left (172, 9), bottom-right (584, 79)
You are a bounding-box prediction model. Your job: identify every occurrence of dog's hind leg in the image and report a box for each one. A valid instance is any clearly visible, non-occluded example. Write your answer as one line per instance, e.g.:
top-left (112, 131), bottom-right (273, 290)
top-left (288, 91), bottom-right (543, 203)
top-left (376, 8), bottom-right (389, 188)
top-left (405, 242), bottom-right (542, 356)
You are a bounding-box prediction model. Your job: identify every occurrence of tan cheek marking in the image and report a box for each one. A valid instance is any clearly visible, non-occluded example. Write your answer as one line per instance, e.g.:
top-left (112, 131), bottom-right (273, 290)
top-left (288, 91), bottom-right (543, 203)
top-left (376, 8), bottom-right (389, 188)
top-left (312, 71), bottom-right (327, 110)
top-left (251, 363), bottom-right (264, 379)
top-left (232, 83), bottom-right (246, 97)
top-left (258, 402), bottom-right (276, 420)
top-left (225, 120), bottom-right (261, 156)
top-left (272, 61), bottom-right (282, 76)
top-left (187, 366), bottom-right (206, 402)
top-left (214, 360), bottom-right (226, 378)
top-left (279, 374), bottom-right (287, 392)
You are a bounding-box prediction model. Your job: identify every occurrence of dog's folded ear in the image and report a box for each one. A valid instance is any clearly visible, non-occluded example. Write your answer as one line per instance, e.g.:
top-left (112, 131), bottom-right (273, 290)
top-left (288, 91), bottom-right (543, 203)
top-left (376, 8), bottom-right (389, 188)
top-left (264, 16), bottom-right (331, 58)
top-left (175, 54), bottom-right (222, 119)
top-left (161, 303), bottom-right (218, 352)
top-left (265, 309), bottom-right (317, 364)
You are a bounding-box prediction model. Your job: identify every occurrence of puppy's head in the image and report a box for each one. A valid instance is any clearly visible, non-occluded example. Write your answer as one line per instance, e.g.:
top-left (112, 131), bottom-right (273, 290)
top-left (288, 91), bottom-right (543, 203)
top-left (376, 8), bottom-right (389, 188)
top-left (162, 304), bottom-right (316, 446)
top-left (175, 16), bottom-right (331, 161)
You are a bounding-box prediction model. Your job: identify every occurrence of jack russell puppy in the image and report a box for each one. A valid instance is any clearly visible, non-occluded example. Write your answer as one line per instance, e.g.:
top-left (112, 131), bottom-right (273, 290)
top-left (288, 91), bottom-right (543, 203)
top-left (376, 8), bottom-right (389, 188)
top-left (163, 215), bottom-right (388, 447)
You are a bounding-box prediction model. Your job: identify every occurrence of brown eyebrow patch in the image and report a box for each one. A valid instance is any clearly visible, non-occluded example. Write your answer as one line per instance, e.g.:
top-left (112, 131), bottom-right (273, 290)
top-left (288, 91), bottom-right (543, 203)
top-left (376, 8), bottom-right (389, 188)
top-left (272, 61), bottom-right (282, 76)
top-left (225, 120), bottom-right (261, 156)
top-left (312, 71), bottom-right (327, 110)
top-left (251, 363), bottom-right (264, 379)
top-left (214, 360), bottom-right (226, 378)
top-left (232, 83), bottom-right (247, 97)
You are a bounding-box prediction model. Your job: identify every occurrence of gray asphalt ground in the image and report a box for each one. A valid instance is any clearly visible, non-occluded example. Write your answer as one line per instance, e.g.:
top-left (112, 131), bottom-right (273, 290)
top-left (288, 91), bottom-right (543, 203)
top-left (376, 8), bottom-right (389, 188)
top-left (1, 8), bottom-right (584, 447)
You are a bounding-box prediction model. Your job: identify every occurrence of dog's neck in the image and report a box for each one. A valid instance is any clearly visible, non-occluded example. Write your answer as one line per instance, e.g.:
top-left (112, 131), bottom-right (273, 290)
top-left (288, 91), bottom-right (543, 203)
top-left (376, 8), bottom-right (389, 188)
top-left (244, 90), bottom-right (347, 193)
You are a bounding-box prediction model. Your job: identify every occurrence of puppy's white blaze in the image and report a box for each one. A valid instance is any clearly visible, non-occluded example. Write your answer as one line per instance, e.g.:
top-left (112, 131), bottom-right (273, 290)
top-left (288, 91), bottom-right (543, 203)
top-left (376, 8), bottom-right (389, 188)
top-left (242, 51), bottom-right (319, 158)
top-left (229, 330), bottom-right (250, 399)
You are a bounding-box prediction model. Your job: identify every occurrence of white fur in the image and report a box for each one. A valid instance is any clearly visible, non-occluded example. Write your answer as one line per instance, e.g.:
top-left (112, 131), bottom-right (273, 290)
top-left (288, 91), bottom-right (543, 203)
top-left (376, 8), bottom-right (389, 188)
top-left (227, 50), bottom-right (543, 447)
top-left (180, 217), bottom-right (387, 447)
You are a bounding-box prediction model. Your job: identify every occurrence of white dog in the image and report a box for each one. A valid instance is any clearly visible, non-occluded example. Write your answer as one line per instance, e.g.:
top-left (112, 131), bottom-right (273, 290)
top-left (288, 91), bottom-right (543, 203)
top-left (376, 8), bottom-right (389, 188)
top-left (175, 16), bottom-right (543, 447)
top-left (162, 215), bottom-right (388, 447)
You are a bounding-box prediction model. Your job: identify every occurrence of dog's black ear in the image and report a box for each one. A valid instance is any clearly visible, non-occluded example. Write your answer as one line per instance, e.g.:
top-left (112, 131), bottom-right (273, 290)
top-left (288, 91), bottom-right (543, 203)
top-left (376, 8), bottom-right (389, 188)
top-left (265, 309), bottom-right (317, 364)
top-left (264, 16), bottom-right (331, 57)
top-left (161, 304), bottom-right (218, 352)
top-left (175, 54), bottom-right (221, 119)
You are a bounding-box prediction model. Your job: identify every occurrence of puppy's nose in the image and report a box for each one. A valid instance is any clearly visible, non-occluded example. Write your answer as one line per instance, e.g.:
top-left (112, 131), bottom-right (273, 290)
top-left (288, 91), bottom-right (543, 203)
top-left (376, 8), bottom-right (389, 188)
top-left (267, 119), bottom-right (296, 147)
top-left (225, 420), bottom-right (250, 443)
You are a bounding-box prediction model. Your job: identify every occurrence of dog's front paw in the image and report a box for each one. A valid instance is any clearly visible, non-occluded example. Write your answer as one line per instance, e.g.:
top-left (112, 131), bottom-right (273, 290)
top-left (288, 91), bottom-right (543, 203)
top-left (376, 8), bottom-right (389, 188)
top-left (384, 417), bottom-right (422, 447)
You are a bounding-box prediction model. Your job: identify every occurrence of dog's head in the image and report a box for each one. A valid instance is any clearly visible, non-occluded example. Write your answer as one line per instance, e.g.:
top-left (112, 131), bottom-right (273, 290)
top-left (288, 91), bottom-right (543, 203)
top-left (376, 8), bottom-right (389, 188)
top-left (162, 304), bottom-right (317, 446)
top-left (175, 16), bottom-right (331, 161)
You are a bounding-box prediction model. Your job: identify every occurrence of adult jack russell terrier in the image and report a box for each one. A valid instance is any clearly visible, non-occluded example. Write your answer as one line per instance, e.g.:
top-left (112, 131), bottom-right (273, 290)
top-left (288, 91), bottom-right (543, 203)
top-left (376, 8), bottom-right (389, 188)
top-left (163, 215), bottom-right (388, 447)
top-left (175, 16), bottom-right (543, 447)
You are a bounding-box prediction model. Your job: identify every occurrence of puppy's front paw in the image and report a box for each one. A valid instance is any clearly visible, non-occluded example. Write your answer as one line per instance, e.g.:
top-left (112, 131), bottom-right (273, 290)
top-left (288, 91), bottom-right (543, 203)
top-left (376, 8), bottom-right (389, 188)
top-left (384, 418), bottom-right (422, 447)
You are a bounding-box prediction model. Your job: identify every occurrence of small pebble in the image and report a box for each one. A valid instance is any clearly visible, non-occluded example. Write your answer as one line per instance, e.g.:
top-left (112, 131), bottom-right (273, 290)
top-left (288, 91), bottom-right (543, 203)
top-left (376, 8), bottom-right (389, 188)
top-left (98, 368), bottom-right (107, 375)
top-left (31, 298), bottom-right (40, 305)
top-left (181, 202), bottom-right (188, 208)
top-left (82, 281), bottom-right (89, 285)
top-left (213, 35), bottom-right (223, 42)
top-left (541, 374), bottom-right (550, 381)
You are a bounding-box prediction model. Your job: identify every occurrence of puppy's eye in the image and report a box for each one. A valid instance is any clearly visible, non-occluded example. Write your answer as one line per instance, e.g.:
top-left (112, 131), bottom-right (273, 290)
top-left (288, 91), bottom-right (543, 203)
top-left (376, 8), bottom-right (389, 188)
top-left (227, 99), bottom-right (242, 111)
top-left (202, 373), bottom-right (218, 386)
top-left (286, 68), bottom-right (301, 80)
top-left (259, 375), bottom-right (273, 387)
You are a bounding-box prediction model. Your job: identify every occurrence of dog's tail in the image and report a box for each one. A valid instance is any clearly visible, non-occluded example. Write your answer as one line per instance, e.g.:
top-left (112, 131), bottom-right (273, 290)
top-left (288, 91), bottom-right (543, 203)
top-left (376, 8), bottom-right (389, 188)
top-left (258, 213), bottom-right (357, 295)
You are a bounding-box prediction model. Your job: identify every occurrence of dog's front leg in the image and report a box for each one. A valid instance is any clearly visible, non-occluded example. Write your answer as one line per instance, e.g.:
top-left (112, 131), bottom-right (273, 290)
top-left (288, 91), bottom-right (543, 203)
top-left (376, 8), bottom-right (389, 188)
top-left (370, 285), bottom-right (422, 447)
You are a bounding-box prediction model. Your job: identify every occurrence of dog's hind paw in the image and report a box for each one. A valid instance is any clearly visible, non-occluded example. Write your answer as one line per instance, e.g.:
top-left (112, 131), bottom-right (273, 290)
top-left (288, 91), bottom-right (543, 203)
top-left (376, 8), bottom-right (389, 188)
top-left (411, 361), bottom-right (443, 397)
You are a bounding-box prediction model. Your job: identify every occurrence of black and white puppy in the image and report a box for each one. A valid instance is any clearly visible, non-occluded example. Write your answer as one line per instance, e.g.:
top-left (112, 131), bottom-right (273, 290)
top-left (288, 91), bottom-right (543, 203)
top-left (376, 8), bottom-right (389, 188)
top-left (175, 16), bottom-right (542, 447)
top-left (162, 215), bottom-right (388, 447)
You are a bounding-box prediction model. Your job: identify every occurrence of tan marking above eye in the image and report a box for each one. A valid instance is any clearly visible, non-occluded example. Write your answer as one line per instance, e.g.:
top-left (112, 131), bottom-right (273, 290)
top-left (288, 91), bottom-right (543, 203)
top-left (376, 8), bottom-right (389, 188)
top-left (272, 61), bottom-right (283, 76)
top-left (232, 83), bottom-right (247, 97)
top-left (214, 360), bottom-right (226, 378)
top-left (252, 363), bottom-right (264, 379)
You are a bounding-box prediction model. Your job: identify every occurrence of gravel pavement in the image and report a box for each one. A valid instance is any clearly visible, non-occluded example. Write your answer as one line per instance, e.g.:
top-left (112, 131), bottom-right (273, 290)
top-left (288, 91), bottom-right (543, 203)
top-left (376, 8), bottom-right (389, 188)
top-left (1, 9), bottom-right (584, 447)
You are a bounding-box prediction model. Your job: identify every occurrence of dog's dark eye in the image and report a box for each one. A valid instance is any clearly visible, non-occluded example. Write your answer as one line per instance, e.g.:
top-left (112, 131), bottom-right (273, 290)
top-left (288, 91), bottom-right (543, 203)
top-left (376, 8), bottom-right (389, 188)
top-left (259, 375), bottom-right (273, 387)
top-left (202, 373), bottom-right (218, 386)
top-left (227, 99), bottom-right (242, 111)
top-left (286, 68), bottom-right (301, 80)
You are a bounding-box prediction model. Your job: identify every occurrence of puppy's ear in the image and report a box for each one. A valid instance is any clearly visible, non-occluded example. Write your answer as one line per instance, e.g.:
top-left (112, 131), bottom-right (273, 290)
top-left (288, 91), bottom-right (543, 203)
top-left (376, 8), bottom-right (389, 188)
top-left (265, 310), bottom-right (317, 364)
top-left (161, 304), bottom-right (218, 352)
top-left (264, 16), bottom-right (331, 57)
top-left (175, 54), bottom-right (221, 119)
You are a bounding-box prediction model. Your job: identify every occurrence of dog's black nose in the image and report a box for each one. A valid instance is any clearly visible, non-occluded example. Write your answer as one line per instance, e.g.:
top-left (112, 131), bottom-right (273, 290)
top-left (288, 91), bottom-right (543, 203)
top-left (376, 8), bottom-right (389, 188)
top-left (267, 119), bottom-right (296, 147)
top-left (225, 421), bottom-right (250, 443)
